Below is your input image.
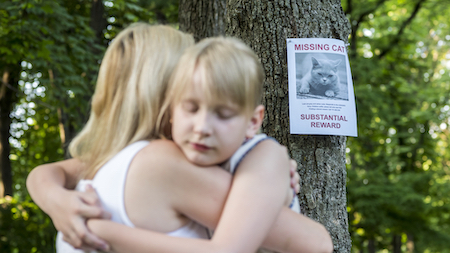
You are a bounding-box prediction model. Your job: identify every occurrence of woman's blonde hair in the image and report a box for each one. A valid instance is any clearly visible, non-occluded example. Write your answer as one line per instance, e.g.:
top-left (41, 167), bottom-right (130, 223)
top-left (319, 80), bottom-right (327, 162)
top-left (69, 23), bottom-right (194, 179)
top-left (157, 37), bottom-right (265, 138)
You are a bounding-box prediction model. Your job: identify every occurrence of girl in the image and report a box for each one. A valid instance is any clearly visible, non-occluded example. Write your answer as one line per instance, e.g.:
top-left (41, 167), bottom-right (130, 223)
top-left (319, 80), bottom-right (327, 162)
top-left (27, 23), bottom-right (332, 253)
top-left (85, 36), bottom-right (310, 253)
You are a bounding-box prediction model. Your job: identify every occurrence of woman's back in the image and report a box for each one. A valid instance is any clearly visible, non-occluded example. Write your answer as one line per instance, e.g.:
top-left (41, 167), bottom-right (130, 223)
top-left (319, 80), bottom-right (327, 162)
top-left (125, 140), bottom-right (193, 232)
top-left (125, 139), bottom-right (232, 232)
top-left (56, 140), bottom-right (216, 252)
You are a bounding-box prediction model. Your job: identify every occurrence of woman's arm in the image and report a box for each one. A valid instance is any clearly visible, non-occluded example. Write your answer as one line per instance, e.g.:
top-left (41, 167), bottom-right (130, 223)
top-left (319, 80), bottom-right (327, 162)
top-left (26, 159), bottom-right (110, 251)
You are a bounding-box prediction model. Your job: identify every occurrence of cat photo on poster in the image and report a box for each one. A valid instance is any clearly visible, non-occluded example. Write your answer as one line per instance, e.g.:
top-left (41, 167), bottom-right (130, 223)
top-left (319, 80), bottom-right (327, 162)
top-left (295, 53), bottom-right (348, 101)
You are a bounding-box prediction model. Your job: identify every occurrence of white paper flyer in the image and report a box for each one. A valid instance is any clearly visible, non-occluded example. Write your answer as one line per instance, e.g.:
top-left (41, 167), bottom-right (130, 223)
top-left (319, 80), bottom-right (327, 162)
top-left (286, 38), bottom-right (357, 137)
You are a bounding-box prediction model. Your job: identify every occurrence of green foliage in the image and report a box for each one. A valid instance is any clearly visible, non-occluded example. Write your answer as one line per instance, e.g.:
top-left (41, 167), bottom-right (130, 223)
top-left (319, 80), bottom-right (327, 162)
top-left (345, 0), bottom-right (450, 251)
top-left (2, 0), bottom-right (102, 199)
top-left (1, 0), bottom-right (178, 252)
top-left (4, 0), bottom-right (448, 252)
top-left (0, 196), bottom-right (56, 252)
top-left (103, 0), bottom-right (178, 40)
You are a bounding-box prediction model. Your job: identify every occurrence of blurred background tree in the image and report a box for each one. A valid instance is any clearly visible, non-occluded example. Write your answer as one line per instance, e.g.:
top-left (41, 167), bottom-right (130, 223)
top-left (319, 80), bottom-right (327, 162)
top-left (344, 0), bottom-right (450, 252)
top-left (0, 0), bottom-right (449, 252)
top-left (0, 0), bottom-right (177, 251)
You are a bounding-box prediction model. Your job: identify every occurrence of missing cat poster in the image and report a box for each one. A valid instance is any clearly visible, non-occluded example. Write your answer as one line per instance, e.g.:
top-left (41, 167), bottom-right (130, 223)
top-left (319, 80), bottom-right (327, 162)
top-left (286, 38), bottom-right (357, 137)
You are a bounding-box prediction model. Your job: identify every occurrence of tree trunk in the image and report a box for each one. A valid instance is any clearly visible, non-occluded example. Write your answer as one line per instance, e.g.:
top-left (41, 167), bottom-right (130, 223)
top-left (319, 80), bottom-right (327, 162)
top-left (368, 238), bottom-right (375, 253)
top-left (0, 67), bottom-right (19, 197)
top-left (406, 233), bottom-right (414, 253)
top-left (59, 0), bottom-right (106, 153)
top-left (179, 0), bottom-right (226, 41)
top-left (392, 234), bottom-right (402, 253)
top-left (179, 0), bottom-right (352, 251)
top-left (358, 240), bottom-right (364, 253)
top-left (89, 0), bottom-right (107, 47)
top-left (225, 1), bottom-right (351, 252)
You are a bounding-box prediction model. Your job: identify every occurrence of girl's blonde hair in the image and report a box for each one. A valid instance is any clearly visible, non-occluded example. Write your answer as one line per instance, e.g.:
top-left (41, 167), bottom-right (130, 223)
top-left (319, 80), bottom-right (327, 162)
top-left (157, 37), bottom-right (265, 138)
top-left (69, 23), bottom-right (194, 179)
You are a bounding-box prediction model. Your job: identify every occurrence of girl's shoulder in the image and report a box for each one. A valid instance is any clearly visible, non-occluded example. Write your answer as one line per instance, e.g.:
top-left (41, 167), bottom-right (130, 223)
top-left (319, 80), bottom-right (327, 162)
top-left (244, 134), bottom-right (286, 160)
top-left (234, 135), bottom-right (289, 174)
top-left (133, 139), bottom-right (184, 160)
top-left (131, 139), bottom-right (185, 174)
top-left (130, 138), bottom-right (230, 185)
top-left (141, 139), bottom-right (180, 151)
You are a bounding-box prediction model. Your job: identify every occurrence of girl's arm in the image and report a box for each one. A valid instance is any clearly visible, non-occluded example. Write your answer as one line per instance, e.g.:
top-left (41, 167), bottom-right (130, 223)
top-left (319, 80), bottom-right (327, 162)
top-left (263, 207), bottom-right (333, 252)
top-left (209, 139), bottom-right (292, 252)
top-left (26, 159), bottom-right (110, 251)
top-left (88, 140), bottom-right (333, 253)
top-left (149, 139), bottom-right (290, 252)
top-left (88, 219), bottom-right (223, 253)
top-left (88, 207), bottom-right (332, 253)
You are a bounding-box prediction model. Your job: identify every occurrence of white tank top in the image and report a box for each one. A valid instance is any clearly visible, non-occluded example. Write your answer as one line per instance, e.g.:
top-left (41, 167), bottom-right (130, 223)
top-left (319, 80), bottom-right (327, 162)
top-left (56, 141), bottom-right (209, 253)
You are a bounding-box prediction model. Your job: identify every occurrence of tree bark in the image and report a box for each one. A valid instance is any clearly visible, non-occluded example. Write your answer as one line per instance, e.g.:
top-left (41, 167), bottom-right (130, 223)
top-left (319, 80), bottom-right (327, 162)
top-left (0, 67), bottom-right (20, 197)
top-left (406, 233), bottom-right (414, 253)
top-left (225, 1), bottom-right (351, 252)
top-left (179, 0), bottom-right (226, 41)
top-left (59, 0), bottom-right (106, 153)
top-left (392, 234), bottom-right (402, 253)
top-left (179, 0), bottom-right (352, 251)
top-left (368, 238), bottom-right (375, 253)
top-left (90, 0), bottom-right (107, 47)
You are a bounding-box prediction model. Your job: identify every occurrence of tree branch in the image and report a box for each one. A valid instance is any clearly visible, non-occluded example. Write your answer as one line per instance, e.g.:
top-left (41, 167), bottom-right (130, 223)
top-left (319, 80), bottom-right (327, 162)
top-left (1, 79), bottom-right (53, 109)
top-left (345, 0), bottom-right (352, 15)
top-left (349, 0), bottom-right (387, 58)
top-left (378, 0), bottom-right (426, 59)
top-left (356, 0), bottom-right (387, 24)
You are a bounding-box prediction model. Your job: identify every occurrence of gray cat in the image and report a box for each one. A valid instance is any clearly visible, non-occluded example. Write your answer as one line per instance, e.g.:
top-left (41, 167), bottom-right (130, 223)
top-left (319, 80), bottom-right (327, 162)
top-left (297, 57), bottom-right (341, 97)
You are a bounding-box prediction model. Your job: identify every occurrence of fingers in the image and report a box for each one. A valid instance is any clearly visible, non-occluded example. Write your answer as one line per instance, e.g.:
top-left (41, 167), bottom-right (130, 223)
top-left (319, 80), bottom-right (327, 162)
top-left (77, 202), bottom-right (112, 220)
top-left (61, 218), bottom-right (110, 251)
top-left (61, 222), bottom-right (92, 250)
top-left (51, 189), bottom-right (111, 251)
top-left (289, 160), bottom-right (301, 194)
top-left (79, 229), bottom-right (110, 251)
top-left (293, 179), bottom-right (300, 194)
top-left (63, 232), bottom-right (110, 251)
top-left (78, 186), bottom-right (112, 219)
top-left (289, 160), bottom-right (297, 174)
top-left (82, 184), bottom-right (102, 206)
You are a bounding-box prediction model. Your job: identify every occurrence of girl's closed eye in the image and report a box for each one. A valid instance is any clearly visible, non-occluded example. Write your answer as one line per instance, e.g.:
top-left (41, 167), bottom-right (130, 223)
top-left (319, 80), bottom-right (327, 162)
top-left (216, 107), bottom-right (237, 119)
top-left (181, 100), bottom-right (199, 113)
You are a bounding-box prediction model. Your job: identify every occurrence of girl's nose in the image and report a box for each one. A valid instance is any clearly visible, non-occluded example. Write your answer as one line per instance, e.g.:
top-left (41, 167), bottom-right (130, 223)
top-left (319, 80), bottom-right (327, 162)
top-left (193, 110), bottom-right (212, 136)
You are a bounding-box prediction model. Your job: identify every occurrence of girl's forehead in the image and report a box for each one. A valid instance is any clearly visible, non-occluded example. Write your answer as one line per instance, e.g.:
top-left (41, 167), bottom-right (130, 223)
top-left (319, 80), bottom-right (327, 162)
top-left (178, 89), bottom-right (237, 108)
top-left (172, 65), bottom-right (246, 111)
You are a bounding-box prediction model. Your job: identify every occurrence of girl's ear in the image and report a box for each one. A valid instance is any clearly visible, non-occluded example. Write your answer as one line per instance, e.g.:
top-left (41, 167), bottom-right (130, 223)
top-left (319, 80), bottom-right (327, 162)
top-left (246, 105), bottom-right (265, 139)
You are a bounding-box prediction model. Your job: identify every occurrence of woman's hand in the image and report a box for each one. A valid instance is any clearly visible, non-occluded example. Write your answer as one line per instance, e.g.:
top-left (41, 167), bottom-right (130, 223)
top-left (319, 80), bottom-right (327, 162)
top-left (26, 159), bottom-right (111, 250)
top-left (52, 185), bottom-right (111, 251)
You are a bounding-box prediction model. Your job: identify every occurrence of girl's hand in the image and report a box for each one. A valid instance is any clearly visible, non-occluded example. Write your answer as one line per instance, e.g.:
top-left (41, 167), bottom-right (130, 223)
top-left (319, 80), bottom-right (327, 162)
top-left (289, 159), bottom-right (301, 194)
top-left (54, 185), bottom-right (111, 251)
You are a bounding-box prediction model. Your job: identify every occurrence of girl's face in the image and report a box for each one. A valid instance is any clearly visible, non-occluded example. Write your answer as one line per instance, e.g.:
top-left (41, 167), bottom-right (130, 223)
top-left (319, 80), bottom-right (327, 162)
top-left (171, 70), bottom-right (252, 167)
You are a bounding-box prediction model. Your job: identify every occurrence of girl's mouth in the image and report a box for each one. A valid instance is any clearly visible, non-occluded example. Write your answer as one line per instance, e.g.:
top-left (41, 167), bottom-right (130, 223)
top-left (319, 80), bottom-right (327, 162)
top-left (191, 143), bottom-right (210, 152)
